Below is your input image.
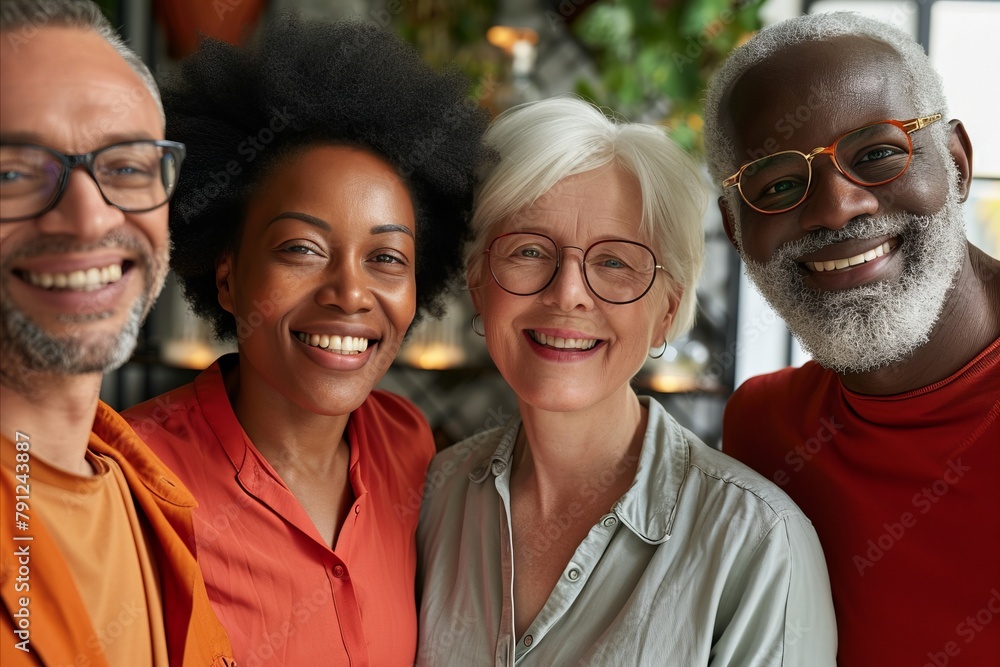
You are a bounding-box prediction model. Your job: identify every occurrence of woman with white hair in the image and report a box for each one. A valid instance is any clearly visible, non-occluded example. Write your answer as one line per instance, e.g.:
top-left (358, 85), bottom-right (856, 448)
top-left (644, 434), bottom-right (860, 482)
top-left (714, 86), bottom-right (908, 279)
top-left (416, 96), bottom-right (837, 665)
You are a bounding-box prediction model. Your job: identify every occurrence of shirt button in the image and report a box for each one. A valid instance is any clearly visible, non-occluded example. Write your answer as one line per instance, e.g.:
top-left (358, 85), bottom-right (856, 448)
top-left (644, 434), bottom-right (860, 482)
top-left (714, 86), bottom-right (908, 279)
top-left (354, 505), bottom-right (360, 515)
top-left (491, 460), bottom-right (506, 475)
top-left (602, 515), bottom-right (617, 528)
top-left (333, 565), bottom-right (346, 578)
top-left (524, 635), bottom-right (533, 647)
top-left (567, 567), bottom-right (581, 582)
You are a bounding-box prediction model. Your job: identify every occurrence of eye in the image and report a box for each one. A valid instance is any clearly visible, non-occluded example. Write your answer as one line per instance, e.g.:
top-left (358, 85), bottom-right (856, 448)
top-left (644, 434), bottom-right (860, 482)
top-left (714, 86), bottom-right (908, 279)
top-left (98, 159), bottom-right (156, 180)
top-left (763, 178), bottom-right (803, 195)
top-left (857, 146), bottom-right (902, 163)
top-left (276, 241), bottom-right (320, 256)
top-left (0, 164), bottom-right (43, 184)
top-left (367, 247), bottom-right (410, 266)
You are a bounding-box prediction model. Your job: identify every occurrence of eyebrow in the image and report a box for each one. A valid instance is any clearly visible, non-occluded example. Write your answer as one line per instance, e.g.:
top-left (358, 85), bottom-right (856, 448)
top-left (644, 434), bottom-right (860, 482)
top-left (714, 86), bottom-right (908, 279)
top-left (266, 213), bottom-right (414, 238)
top-left (267, 212), bottom-right (331, 231)
top-left (370, 224), bottom-right (413, 238)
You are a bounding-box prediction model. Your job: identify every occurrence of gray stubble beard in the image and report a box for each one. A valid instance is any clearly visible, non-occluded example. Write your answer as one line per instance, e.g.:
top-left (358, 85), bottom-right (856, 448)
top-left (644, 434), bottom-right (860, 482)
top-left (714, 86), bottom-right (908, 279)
top-left (0, 231), bottom-right (168, 395)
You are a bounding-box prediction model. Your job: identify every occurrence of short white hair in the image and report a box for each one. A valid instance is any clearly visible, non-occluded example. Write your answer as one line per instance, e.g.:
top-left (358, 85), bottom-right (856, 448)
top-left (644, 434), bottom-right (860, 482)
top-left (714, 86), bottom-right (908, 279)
top-left (703, 11), bottom-right (949, 187)
top-left (467, 96), bottom-right (707, 342)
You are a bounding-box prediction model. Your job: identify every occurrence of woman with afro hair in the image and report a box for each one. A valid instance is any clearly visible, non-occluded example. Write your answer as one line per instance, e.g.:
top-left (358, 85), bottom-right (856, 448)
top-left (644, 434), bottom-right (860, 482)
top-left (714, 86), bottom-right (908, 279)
top-left (123, 14), bottom-right (489, 666)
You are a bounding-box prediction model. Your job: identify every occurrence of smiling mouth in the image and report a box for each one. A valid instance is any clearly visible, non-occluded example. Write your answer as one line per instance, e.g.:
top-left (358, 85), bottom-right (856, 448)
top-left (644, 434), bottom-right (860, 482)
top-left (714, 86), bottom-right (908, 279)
top-left (803, 241), bottom-right (893, 273)
top-left (17, 262), bottom-right (128, 291)
top-left (528, 330), bottom-right (599, 350)
top-left (294, 332), bottom-right (371, 355)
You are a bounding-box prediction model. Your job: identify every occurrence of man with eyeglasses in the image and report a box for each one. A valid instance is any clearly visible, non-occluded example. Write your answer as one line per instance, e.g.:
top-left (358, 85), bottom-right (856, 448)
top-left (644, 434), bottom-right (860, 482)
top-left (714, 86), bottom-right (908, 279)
top-left (0, 1), bottom-right (233, 664)
top-left (703, 11), bottom-right (999, 666)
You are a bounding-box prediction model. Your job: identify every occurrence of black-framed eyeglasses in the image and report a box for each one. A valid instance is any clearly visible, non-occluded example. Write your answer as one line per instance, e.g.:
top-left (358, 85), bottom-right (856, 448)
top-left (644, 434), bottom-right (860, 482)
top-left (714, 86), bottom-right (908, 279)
top-left (0, 140), bottom-right (187, 222)
top-left (485, 232), bottom-right (669, 305)
top-left (722, 114), bottom-right (942, 214)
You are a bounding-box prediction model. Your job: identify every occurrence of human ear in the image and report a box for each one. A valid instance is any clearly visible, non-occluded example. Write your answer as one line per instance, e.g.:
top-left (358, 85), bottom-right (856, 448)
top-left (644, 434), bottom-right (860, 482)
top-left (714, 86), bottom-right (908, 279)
top-left (653, 285), bottom-right (682, 347)
top-left (946, 120), bottom-right (973, 203)
top-left (719, 196), bottom-right (738, 248)
top-left (216, 252), bottom-right (236, 316)
top-left (467, 261), bottom-right (488, 314)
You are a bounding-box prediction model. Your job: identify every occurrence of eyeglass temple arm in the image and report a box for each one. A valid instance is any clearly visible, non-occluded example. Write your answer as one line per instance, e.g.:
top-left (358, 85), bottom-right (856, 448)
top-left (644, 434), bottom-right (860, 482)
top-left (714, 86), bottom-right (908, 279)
top-left (902, 113), bottom-right (942, 133)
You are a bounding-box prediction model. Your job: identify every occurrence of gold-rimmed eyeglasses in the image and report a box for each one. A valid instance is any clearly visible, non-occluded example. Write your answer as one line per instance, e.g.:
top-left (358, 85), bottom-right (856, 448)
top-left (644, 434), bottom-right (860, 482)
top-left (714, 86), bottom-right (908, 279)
top-left (722, 114), bottom-right (942, 215)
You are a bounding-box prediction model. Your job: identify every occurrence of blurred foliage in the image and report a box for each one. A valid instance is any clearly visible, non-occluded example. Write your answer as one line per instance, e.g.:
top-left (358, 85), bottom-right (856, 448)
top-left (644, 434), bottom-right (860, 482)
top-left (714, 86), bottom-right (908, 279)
top-left (573, 0), bottom-right (764, 153)
top-left (387, 0), bottom-right (763, 152)
top-left (391, 0), bottom-right (505, 105)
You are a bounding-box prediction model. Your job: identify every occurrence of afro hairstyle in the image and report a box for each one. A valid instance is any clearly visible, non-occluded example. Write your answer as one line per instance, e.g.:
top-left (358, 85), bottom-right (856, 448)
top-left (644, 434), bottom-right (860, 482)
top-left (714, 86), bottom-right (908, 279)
top-left (165, 13), bottom-right (490, 339)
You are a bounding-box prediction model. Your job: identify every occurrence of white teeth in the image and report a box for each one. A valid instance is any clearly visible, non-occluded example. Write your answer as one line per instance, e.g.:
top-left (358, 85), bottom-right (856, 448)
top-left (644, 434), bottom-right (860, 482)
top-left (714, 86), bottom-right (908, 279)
top-left (807, 242), bottom-right (892, 273)
top-left (529, 331), bottom-right (597, 350)
top-left (24, 263), bottom-right (124, 291)
top-left (296, 332), bottom-right (370, 355)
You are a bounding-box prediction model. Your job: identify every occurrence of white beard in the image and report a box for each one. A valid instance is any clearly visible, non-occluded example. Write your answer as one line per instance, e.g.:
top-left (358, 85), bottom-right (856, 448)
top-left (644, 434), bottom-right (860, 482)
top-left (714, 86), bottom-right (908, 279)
top-left (740, 177), bottom-right (968, 374)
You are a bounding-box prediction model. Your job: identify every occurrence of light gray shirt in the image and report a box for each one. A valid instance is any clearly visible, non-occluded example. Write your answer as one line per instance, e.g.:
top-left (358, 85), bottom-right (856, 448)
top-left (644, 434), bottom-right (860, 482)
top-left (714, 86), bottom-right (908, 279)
top-left (417, 397), bottom-right (836, 666)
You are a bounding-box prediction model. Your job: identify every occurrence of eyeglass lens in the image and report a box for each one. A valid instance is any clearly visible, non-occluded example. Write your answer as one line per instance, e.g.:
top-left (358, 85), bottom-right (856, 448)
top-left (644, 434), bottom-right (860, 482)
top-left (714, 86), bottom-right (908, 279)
top-left (489, 233), bottom-right (657, 304)
top-left (0, 142), bottom-right (181, 221)
top-left (739, 121), bottom-right (913, 213)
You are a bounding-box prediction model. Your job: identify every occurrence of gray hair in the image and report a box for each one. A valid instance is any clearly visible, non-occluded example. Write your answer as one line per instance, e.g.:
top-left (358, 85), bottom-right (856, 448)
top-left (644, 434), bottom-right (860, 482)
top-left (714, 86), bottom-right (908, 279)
top-left (467, 96), bottom-right (707, 342)
top-left (1, 0), bottom-right (164, 125)
top-left (703, 11), bottom-right (948, 188)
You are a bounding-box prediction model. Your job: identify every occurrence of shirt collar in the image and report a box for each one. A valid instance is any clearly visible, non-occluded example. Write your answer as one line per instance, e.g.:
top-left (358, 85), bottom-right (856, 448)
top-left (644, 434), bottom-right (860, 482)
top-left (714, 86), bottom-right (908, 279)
top-left (469, 396), bottom-right (687, 544)
top-left (91, 401), bottom-right (196, 507)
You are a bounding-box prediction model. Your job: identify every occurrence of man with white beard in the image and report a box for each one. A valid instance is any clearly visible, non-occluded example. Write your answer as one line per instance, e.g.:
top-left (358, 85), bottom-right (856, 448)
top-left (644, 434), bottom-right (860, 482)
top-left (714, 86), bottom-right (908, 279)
top-left (703, 12), bottom-right (999, 667)
top-left (0, 1), bottom-right (233, 664)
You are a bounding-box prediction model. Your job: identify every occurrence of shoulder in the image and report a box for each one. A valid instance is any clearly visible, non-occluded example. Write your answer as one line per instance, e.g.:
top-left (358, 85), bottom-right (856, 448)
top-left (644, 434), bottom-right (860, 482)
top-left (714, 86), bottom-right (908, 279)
top-left (91, 402), bottom-right (199, 508)
top-left (722, 362), bottom-right (837, 462)
top-left (728, 362), bottom-right (834, 413)
top-left (684, 433), bottom-right (807, 523)
top-left (429, 425), bottom-right (505, 477)
top-left (356, 389), bottom-right (436, 472)
top-left (121, 379), bottom-right (206, 462)
top-left (362, 389), bottom-right (432, 432)
top-left (120, 365), bottom-right (236, 488)
top-left (123, 379), bottom-right (199, 429)
top-left (421, 425), bottom-right (507, 511)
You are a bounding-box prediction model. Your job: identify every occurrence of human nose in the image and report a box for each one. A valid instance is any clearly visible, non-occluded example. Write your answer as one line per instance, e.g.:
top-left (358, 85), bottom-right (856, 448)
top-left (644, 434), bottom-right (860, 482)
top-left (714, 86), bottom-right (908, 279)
top-left (316, 256), bottom-right (376, 314)
top-left (34, 167), bottom-right (124, 241)
top-left (539, 245), bottom-right (595, 311)
top-left (797, 152), bottom-right (880, 231)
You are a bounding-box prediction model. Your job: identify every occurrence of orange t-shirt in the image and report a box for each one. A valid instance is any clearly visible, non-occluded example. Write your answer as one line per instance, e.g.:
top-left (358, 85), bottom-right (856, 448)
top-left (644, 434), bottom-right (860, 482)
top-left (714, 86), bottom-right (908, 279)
top-left (0, 403), bottom-right (235, 667)
top-left (13, 447), bottom-right (169, 665)
top-left (123, 355), bottom-right (436, 667)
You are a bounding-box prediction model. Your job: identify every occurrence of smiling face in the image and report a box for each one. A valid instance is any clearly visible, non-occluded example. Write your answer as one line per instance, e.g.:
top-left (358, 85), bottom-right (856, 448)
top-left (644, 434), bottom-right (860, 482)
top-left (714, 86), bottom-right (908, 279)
top-left (722, 37), bottom-right (969, 373)
top-left (0, 27), bottom-right (168, 386)
top-left (471, 164), bottom-right (677, 414)
top-left (219, 144), bottom-right (416, 416)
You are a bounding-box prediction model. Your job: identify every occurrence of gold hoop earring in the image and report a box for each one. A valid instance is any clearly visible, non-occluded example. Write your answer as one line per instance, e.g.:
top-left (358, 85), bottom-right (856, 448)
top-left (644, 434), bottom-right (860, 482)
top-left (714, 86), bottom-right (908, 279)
top-left (648, 338), bottom-right (667, 359)
top-left (471, 313), bottom-right (485, 337)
